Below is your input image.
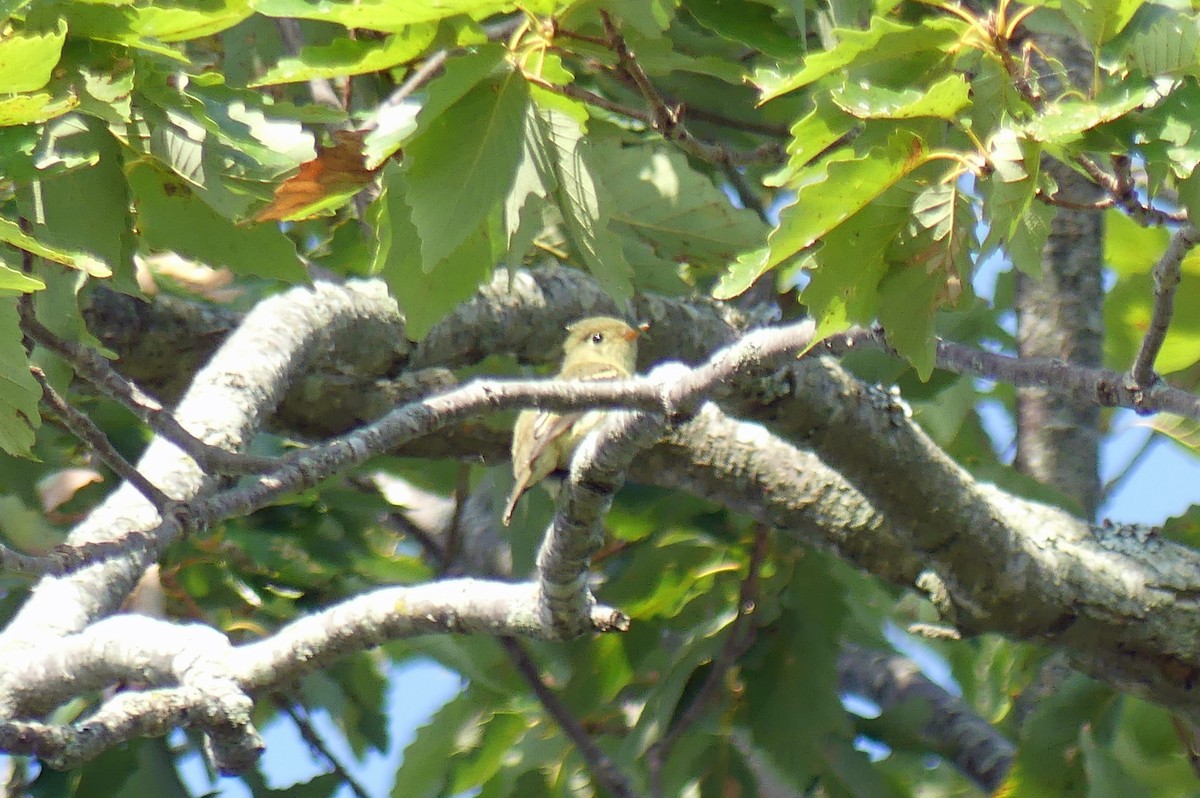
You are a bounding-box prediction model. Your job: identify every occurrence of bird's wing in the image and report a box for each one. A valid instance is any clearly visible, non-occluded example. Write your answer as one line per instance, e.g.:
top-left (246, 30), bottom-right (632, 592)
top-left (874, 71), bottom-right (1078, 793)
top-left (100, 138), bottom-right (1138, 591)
top-left (523, 411), bottom-right (582, 467)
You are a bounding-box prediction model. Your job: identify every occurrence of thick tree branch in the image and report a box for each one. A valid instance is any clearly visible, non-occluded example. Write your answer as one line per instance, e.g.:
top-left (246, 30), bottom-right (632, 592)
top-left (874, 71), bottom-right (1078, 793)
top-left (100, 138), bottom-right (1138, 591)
top-left (839, 642), bottom-right (1014, 792)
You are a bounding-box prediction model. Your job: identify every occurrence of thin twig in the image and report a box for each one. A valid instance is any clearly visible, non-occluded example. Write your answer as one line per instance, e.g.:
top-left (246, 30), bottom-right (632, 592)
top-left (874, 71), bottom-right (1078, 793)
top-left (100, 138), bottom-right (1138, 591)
top-left (275, 695), bottom-right (371, 798)
top-left (443, 463), bottom-right (470, 571)
top-left (1073, 154), bottom-right (1185, 226)
top-left (20, 317), bottom-right (276, 475)
top-left (525, 74), bottom-right (655, 125)
top-left (31, 367), bottom-right (173, 511)
top-left (646, 525), bottom-right (768, 795)
top-left (500, 637), bottom-right (644, 798)
top-left (274, 19), bottom-right (343, 111)
top-left (596, 11), bottom-right (784, 167)
top-left (1035, 188), bottom-right (1113, 211)
top-left (821, 326), bottom-right (1200, 421)
top-left (370, 16), bottom-right (524, 125)
top-left (1129, 224), bottom-right (1200, 387)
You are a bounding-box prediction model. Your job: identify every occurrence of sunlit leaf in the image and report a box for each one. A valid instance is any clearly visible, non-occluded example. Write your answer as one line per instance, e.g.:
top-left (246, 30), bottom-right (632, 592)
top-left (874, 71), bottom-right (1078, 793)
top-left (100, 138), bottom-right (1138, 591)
top-left (0, 18), bottom-right (66, 94)
top-left (251, 25), bottom-right (436, 86)
top-left (766, 131), bottom-right (927, 268)
top-left (754, 16), bottom-right (964, 101)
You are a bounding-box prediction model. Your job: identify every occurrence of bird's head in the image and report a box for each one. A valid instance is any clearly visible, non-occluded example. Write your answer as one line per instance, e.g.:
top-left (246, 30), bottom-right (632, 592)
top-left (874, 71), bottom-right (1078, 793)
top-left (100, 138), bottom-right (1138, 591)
top-left (560, 316), bottom-right (643, 375)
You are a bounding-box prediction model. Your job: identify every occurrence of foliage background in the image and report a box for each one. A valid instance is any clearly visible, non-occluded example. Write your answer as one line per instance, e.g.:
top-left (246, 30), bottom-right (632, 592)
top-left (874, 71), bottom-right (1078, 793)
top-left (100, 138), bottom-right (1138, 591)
top-left (3, 0), bottom-right (1200, 796)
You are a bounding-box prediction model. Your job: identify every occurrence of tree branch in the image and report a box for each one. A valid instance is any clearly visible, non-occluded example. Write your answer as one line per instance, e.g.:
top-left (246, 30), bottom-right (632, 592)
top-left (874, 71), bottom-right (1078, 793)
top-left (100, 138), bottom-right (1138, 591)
top-left (501, 638), bottom-right (644, 798)
top-left (1130, 224), bottom-right (1200, 388)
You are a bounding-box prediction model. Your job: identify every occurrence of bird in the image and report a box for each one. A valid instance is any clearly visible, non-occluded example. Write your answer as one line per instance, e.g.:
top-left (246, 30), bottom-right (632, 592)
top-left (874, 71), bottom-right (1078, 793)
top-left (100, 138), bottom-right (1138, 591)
top-left (501, 316), bottom-right (642, 526)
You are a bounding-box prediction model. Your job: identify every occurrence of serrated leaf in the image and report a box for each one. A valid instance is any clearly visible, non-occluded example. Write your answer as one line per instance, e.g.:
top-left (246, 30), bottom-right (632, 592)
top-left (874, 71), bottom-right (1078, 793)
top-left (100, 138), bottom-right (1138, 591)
top-left (0, 298), bottom-right (39, 457)
top-left (1022, 83), bottom-right (1156, 143)
top-left (1006, 198), bottom-right (1053, 278)
top-left (767, 131), bottom-right (927, 268)
top-left (504, 102), bottom-right (553, 257)
top-left (590, 139), bottom-right (768, 276)
top-left (712, 247), bottom-right (770, 299)
top-left (1126, 13), bottom-right (1200, 77)
top-left (799, 188), bottom-right (910, 337)
top-left (1062, 0), bottom-right (1143, 45)
top-left (832, 73), bottom-right (970, 120)
top-left (252, 25), bottom-right (436, 86)
top-left (128, 160), bottom-right (304, 281)
top-left (375, 164), bottom-right (496, 339)
top-left (528, 104), bottom-right (633, 298)
top-left (754, 16), bottom-right (964, 101)
top-left (765, 97), bottom-right (857, 188)
top-left (0, 18), bottom-right (66, 94)
top-left (404, 68), bottom-right (528, 268)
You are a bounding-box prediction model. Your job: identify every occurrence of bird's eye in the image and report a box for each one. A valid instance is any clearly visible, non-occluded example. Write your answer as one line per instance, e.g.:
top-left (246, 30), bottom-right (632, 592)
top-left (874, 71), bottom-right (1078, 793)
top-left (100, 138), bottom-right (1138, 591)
top-left (590, 332), bottom-right (604, 344)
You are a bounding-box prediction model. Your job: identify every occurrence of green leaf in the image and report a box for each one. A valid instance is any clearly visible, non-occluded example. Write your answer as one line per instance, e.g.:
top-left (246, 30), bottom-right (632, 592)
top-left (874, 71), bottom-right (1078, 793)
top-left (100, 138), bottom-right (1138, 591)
top-left (831, 73), bottom-right (971, 120)
top-left (392, 688), bottom-right (491, 798)
top-left (1062, 0), bottom-right (1143, 45)
top-left (878, 264), bottom-right (944, 380)
top-left (449, 711), bottom-right (529, 793)
top-left (743, 552), bottom-right (851, 789)
top-left (127, 160), bottom-right (304, 281)
top-left (1022, 83), bottom-right (1156, 144)
top-left (0, 298), bottom-right (39, 457)
top-left (253, 0), bottom-right (536, 31)
top-left (764, 97), bottom-right (858, 188)
top-left (125, 0), bottom-right (253, 42)
top-left (798, 188), bottom-right (910, 338)
top-left (403, 68), bottom-right (528, 269)
top-left (0, 89), bottom-right (77, 126)
top-left (683, 0), bottom-right (806, 58)
top-left (589, 139), bottom-right (768, 279)
top-left (0, 264), bottom-right (44, 293)
top-left (0, 216), bottom-right (110, 278)
top-left (754, 16), bottom-right (964, 101)
top-left (766, 131), bottom-right (927, 268)
top-left (1126, 13), bottom-right (1200, 77)
top-left (375, 164), bottom-right (496, 339)
top-left (18, 118), bottom-right (135, 289)
top-left (528, 103), bottom-right (633, 299)
top-left (1104, 209), bottom-right (1169, 277)
top-left (0, 17), bottom-right (66, 94)
top-left (252, 26), bottom-right (436, 86)
top-left (998, 674), bottom-right (1117, 798)
top-left (712, 247), bottom-right (771, 300)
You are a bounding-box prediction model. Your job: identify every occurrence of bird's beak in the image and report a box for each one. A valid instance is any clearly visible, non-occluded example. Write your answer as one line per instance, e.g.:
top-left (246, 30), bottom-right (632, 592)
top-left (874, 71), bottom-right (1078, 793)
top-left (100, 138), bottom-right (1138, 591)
top-left (626, 322), bottom-right (650, 342)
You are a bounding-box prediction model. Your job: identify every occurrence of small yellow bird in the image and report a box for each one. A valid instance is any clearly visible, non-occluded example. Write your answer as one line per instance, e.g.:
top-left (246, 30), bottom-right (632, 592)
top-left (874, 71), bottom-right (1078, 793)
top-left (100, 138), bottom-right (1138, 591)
top-left (502, 316), bottom-right (642, 526)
